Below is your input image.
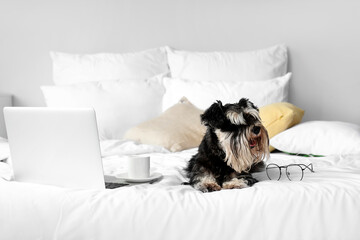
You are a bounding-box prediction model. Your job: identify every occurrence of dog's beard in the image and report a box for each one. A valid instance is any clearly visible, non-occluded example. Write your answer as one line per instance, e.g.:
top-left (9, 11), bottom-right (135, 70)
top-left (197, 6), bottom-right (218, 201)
top-left (216, 126), bottom-right (269, 173)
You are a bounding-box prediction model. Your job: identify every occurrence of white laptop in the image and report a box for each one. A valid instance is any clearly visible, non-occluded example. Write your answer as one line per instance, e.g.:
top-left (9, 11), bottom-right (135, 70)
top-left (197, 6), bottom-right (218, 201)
top-left (4, 107), bottom-right (125, 190)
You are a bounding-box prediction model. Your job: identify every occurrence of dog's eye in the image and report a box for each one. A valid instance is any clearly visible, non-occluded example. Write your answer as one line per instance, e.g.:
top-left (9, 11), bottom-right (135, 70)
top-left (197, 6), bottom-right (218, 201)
top-left (252, 126), bottom-right (261, 134)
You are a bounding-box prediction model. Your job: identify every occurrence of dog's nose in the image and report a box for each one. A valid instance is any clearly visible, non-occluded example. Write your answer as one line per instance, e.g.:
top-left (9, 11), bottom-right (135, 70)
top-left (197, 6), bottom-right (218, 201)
top-left (252, 126), bottom-right (261, 135)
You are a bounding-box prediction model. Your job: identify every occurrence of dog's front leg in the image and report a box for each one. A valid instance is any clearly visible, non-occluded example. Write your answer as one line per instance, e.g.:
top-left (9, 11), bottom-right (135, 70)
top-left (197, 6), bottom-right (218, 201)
top-left (238, 172), bottom-right (258, 186)
top-left (222, 178), bottom-right (249, 189)
top-left (193, 173), bottom-right (221, 193)
top-left (222, 172), bottom-right (257, 189)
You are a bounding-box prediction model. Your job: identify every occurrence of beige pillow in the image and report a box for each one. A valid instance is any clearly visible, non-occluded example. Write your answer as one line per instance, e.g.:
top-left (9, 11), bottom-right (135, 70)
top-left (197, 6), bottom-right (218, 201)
top-left (124, 97), bottom-right (206, 152)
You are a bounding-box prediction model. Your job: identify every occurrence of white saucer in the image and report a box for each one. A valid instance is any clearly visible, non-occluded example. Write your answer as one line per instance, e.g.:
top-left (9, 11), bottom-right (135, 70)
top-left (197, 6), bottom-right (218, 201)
top-left (116, 172), bottom-right (163, 183)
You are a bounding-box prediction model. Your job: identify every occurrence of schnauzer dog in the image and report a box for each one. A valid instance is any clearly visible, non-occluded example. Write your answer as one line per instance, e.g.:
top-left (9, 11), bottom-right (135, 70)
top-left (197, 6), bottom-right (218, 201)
top-left (185, 98), bottom-right (269, 192)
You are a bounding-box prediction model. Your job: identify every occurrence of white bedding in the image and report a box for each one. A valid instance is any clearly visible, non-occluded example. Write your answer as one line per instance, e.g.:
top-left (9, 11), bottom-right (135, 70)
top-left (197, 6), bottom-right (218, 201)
top-left (1, 140), bottom-right (360, 240)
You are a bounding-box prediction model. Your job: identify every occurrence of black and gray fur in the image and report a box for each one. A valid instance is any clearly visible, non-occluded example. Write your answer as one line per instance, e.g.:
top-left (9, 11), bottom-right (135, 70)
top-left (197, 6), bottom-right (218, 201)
top-left (185, 98), bottom-right (269, 192)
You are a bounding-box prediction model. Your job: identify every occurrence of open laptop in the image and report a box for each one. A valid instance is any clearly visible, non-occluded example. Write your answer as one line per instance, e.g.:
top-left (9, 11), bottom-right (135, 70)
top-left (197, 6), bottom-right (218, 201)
top-left (4, 107), bottom-right (126, 190)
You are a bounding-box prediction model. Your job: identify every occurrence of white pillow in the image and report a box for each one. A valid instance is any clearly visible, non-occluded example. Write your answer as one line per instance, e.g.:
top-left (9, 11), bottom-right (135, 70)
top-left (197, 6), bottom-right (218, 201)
top-left (270, 121), bottom-right (360, 155)
top-left (166, 45), bottom-right (287, 82)
top-left (51, 47), bottom-right (169, 85)
top-left (41, 77), bottom-right (165, 140)
top-left (0, 137), bottom-right (10, 161)
top-left (162, 73), bottom-right (291, 111)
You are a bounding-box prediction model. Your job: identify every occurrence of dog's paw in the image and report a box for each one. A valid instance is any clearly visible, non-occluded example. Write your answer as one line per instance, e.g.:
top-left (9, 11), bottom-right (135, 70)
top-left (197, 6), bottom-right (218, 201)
top-left (222, 178), bottom-right (249, 189)
top-left (195, 182), bottom-right (222, 193)
top-left (245, 177), bottom-right (258, 187)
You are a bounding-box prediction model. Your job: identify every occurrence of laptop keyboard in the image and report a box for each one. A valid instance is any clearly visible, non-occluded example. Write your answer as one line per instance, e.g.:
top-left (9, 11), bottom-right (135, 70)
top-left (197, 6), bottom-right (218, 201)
top-left (105, 182), bottom-right (129, 189)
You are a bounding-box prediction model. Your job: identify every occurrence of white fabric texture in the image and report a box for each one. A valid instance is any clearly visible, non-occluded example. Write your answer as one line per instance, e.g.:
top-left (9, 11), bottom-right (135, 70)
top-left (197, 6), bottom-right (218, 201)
top-left (162, 73), bottom-right (291, 111)
top-left (0, 138), bottom-right (9, 161)
top-left (270, 121), bottom-right (360, 155)
top-left (166, 44), bottom-right (288, 82)
top-left (41, 77), bottom-right (165, 140)
top-left (100, 139), bottom-right (169, 157)
top-left (0, 141), bottom-right (359, 240)
top-left (51, 47), bottom-right (169, 85)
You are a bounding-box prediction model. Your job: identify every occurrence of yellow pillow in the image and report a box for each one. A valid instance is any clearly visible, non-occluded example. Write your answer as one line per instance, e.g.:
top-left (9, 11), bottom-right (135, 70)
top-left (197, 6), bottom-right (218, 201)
top-left (124, 97), bottom-right (206, 152)
top-left (259, 102), bottom-right (305, 152)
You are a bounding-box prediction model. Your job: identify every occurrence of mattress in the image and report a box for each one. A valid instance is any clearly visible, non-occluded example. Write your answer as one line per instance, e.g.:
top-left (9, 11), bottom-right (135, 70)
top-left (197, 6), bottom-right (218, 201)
top-left (1, 140), bottom-right (360, 240)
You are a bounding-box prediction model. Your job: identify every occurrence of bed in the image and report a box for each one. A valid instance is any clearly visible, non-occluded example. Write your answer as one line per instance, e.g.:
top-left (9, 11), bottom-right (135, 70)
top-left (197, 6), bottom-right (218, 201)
top-left (1, 140), bottom-right (360, 240)
top-left (1, 45), bottom-right (360, 240)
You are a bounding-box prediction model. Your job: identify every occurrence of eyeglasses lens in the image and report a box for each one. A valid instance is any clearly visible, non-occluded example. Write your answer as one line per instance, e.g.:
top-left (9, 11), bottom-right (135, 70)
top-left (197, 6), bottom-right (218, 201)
top-left (286, 165), bottom-right (303, 181)
top-left (266, 165), bottom-right (281, 180)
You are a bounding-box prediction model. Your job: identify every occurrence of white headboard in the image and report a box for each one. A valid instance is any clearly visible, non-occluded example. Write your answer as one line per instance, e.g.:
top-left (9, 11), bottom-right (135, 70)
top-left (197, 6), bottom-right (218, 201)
top-left (0, 0), bottom-right (359, 124)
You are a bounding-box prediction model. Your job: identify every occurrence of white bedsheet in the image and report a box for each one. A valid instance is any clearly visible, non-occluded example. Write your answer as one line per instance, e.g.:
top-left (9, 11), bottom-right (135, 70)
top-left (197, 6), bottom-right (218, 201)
top-left (1, 140), bottom-right (360, 240)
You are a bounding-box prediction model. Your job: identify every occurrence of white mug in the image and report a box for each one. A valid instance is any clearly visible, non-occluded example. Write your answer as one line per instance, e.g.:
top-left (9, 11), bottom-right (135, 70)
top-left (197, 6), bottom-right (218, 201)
top-left (127, 156), bottom-right (150, 179)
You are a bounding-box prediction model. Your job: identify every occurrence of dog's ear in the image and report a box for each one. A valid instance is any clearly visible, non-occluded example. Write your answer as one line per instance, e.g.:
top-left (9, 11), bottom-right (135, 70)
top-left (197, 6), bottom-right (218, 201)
top-left (201, 100), bottom-right (226, 129)
top-left (239, 98), bottom-right (259, 111)
top-left (238, 98), bottom-right (249, 108)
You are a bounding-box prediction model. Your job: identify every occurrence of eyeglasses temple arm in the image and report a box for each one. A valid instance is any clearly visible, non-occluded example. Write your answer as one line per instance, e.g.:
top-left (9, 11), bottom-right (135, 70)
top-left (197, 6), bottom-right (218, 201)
top-left (305, 163), bottom-right (315, 172)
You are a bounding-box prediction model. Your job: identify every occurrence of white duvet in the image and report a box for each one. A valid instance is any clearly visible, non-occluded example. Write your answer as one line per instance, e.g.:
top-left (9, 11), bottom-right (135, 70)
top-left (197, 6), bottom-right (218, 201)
top-left (1, 140), bottom-right (360, 240)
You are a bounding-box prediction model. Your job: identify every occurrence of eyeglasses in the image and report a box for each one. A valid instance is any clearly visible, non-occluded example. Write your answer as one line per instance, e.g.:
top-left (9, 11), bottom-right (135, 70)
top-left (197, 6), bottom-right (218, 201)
top-left (266, 163), bottom-right (314, 181)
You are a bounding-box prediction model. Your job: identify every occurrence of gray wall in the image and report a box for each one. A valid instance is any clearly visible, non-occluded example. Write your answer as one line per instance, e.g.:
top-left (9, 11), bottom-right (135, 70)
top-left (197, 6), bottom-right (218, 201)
top-left (0, 0), bottom-right (359, 124)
